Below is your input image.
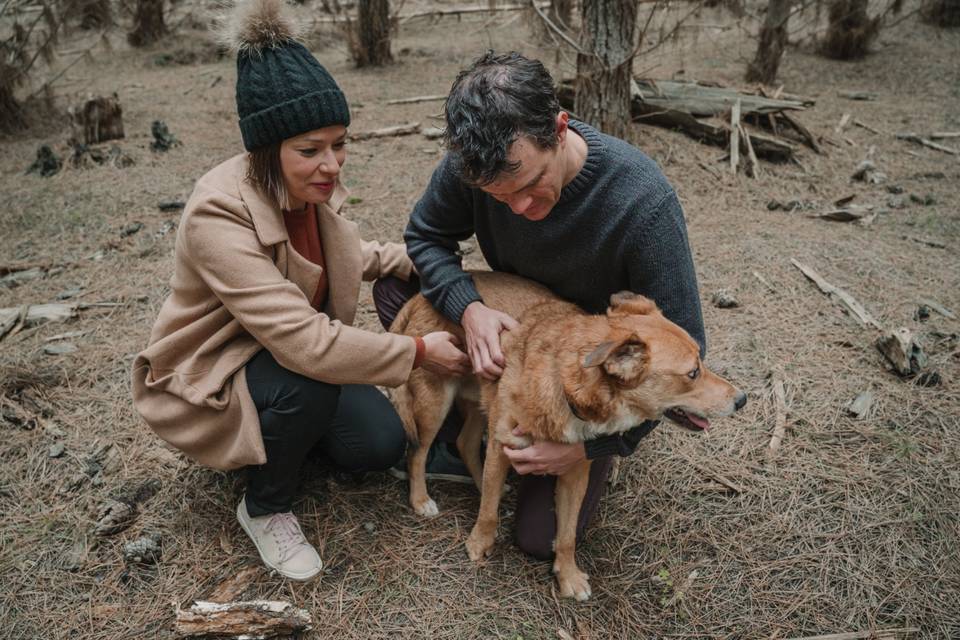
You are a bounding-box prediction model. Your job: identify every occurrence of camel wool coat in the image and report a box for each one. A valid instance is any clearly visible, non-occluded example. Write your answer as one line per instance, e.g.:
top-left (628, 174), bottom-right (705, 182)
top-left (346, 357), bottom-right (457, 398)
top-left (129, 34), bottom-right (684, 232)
top-left (131, 154), bottom-right (417, 471)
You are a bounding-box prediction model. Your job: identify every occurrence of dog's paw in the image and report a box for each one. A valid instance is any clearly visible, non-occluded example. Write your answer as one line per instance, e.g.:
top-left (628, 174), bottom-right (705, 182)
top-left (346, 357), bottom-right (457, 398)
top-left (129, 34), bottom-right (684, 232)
top-left (412, 497), bottom-right (439, 518)
top-left (556, 568), bottom-right (592, 601)
top-left (465, 530), bottom-right (495, 562)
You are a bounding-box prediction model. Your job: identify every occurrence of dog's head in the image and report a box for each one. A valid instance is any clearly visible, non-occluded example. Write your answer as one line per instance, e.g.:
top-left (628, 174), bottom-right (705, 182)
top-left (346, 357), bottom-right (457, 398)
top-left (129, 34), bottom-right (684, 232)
top-left (581, 291), bottom-right (746, 431)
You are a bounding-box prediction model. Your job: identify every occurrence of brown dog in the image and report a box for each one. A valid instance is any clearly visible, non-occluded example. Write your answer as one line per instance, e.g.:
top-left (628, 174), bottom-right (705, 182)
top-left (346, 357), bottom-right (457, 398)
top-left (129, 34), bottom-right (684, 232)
top-left (391, 271), bottom-right (746, 600)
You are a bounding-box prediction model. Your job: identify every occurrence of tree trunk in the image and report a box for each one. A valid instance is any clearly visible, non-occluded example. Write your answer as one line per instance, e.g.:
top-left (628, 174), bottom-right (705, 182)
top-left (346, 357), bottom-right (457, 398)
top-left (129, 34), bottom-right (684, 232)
top-left (127, 0), bottom-right (166, 47)
top-left (745, 0), bottom-right (792, 84)
top-left (355, 0), bottom-right (392, 67)
top-left (820, 0), bottom-right (879, 59)
top-left (80, 0), bottom-right (112, 30)
top-left (575, 0), bottom-right (637, 140)
top-left (923, 0), bottom-right (960, 26)
top-left (0, 81), bottom-right (26, 135)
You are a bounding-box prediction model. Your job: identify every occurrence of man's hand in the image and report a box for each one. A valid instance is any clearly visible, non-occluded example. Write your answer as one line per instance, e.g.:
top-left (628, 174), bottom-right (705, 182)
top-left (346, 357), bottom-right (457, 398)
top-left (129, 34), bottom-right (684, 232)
top-left (461, 301), bottom-right (519, 381)
top-left (502, 427), bottom-right (587, 476)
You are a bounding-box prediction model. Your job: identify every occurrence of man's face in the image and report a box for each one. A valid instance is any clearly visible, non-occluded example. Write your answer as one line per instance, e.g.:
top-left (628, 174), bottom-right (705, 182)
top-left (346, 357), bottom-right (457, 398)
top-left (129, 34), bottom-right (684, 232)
top-left (480, 131), bottom-right (566, 222)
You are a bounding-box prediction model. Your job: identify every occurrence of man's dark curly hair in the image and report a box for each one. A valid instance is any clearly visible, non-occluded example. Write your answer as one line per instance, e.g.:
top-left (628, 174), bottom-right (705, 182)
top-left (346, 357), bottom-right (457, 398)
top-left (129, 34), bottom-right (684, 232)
top-left (444, 51), bottom-right (561, 187)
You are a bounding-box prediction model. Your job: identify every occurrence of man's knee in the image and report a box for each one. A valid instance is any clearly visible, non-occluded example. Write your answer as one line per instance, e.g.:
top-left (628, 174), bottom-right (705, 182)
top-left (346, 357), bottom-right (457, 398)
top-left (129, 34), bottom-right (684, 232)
top-left (514, 525), bottom-right (555, 561)
top-left (372, 275), bottom-right (419, 331)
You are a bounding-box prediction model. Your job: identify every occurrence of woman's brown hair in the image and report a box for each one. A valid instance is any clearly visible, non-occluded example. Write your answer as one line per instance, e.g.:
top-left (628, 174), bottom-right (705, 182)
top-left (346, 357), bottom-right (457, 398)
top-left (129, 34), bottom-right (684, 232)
top-left (245, 143), bottom-right (290, 210)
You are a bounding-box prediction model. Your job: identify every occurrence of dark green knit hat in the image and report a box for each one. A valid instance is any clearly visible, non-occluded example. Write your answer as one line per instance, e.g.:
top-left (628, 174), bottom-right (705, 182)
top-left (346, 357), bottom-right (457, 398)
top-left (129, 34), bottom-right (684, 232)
top-left (225, 0), bottom-right (350, 151)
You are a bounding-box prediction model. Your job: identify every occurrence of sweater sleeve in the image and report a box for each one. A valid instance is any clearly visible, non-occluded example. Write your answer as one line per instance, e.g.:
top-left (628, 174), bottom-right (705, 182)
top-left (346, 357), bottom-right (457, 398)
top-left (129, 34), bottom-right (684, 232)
top-left (182, 200), bottom-right (417, 388)
top-left (584, 190), bottom-right (706, 459)
top-left (404, 155), bottom-right (483, 323)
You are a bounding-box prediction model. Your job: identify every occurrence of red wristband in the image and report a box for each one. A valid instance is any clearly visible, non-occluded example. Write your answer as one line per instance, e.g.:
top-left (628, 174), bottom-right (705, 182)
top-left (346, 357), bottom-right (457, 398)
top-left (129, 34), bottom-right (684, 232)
top-left (412, 336), bottom-right (426, 368)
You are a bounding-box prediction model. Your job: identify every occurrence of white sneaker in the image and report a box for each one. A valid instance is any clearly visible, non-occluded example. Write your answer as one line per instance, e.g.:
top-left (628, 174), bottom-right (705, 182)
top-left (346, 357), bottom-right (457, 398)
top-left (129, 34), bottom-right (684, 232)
top-left (236, 497), bottom-right (323, 581)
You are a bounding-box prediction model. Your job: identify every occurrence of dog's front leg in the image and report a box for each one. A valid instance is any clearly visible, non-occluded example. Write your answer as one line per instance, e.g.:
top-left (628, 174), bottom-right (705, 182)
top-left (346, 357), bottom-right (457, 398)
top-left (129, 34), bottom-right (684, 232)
top-left (465, 433), bottom-right (510, 562)
top-left (554, 458), bottom-right (593, 601)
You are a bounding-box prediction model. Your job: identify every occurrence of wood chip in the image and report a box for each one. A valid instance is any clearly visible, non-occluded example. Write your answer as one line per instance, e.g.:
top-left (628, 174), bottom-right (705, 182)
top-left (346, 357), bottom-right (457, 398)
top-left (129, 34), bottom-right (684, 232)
top-left (876, 327), bottom-right (927, 376)
top-left (847, 391), bottom-right (873, 419)
top-left (791, 259), bottom-right (882, 329)
top-left (206, 566), bottom-right (265, 604)
top-left (835, 113), bottom-right (851, 134)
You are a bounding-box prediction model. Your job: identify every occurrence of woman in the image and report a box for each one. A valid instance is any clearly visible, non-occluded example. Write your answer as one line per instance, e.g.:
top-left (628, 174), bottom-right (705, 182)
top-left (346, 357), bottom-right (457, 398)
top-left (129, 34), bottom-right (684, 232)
top-left (131, 0), bottom-right (468, 581)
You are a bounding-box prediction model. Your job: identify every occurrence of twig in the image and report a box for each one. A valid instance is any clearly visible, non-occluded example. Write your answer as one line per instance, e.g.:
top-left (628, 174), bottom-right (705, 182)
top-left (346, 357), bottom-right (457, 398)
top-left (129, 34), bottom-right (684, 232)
top-left (853, 119), bottom-right (882, 135)
top-left (769, 375), bottom-right (787, 453)
top-left (752, 271), bottom-right (776, 292)
top-left (529, 0), bottom-right (583, 53)
top-left (835, 113), bottom-right (851, 134)
top-left (896, 133), bottom-right (958, 155)
top-left (349, 122), bottom-right (421, 141)
top-left (385, 94), bottom-right (446, 106)
top-left (930, 132), bottom-right (960, 139)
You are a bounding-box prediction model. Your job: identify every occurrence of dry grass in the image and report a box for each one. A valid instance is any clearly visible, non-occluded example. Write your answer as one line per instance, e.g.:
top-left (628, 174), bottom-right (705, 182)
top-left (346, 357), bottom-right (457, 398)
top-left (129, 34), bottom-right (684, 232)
top-left (1, 1), bottom-right (959, 639)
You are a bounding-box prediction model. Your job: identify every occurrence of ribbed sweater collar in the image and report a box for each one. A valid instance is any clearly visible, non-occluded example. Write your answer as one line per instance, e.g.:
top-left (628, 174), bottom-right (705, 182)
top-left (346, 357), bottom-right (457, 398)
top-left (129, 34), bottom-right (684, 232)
top-left (558, 120), bottom-right (605, 204)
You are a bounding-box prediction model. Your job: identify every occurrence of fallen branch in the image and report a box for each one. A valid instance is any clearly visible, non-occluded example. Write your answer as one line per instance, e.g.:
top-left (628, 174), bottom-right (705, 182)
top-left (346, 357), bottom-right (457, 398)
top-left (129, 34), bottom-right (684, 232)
top-left (838, 91), bottom-right (878, 101)
top-left (929, 132), bottom-right (960, 140)
top-left (174, 600), bottom-right (312, 639)
top-left (896, 133), bottom-right (958, 155)
top-left (385, 94), bottom-right (446, 106)
top-left (853, 119), bottom-right (882, 135)
top-left (779, 111), bottom-right (822, 154)
top-left (790, 259), bottom-right (882, 330)
top-left (918, 298), bottom-right (956, 320)
top-left (0, 261), bottom-right (68, 277)
top-left (349, 122), bottom-right (421, 141)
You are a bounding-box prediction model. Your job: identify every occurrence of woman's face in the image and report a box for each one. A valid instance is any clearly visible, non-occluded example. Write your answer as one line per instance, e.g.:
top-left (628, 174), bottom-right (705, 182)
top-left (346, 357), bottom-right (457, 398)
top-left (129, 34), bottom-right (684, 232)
top-left (279, 124), bottom-right (347, 210)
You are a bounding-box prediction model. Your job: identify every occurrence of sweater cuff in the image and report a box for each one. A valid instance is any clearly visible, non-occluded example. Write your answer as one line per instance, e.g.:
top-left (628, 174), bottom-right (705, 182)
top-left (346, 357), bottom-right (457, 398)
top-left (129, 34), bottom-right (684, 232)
top-left (442, 278), bottom-right (484, 323)
top-left (584, 436), bottom-right (625, 459)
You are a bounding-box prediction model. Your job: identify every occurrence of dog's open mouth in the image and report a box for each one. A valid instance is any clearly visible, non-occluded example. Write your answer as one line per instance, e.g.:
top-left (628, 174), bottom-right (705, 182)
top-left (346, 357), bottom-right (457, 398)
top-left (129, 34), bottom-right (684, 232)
top-left (664, 408), bottom-right (711, 431)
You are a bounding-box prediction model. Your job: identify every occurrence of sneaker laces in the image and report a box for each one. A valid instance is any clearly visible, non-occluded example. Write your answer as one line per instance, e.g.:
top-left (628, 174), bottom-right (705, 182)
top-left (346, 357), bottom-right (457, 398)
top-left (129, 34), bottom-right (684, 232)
top-left (263, 512), bottom-right (312, 564)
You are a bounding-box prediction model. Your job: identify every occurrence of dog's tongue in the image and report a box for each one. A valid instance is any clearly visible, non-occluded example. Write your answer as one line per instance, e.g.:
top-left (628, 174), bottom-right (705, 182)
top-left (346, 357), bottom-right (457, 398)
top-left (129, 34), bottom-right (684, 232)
top-left (687, 413), bottom-right (711, 430)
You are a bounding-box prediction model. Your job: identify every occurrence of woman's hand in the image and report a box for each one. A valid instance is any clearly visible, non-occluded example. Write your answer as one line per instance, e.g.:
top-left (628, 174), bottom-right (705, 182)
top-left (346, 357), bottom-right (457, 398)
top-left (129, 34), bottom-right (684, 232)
top-left (461, 301), bottom-right (519, 381)
top-left (420, 331), bottom-right (471, 376)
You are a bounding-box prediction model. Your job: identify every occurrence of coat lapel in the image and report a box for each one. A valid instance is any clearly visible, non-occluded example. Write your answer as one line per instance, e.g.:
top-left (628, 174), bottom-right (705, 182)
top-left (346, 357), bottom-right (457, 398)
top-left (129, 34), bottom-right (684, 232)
top-left (317, 185), bottom-right (361, 325)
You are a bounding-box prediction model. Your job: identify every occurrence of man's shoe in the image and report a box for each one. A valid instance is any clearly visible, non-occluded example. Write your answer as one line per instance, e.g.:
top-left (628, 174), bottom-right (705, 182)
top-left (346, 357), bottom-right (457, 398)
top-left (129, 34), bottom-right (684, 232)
top-left (389, 441), bottom-right (473, 484)
top-left (236, 497), bottom-right (322, 581)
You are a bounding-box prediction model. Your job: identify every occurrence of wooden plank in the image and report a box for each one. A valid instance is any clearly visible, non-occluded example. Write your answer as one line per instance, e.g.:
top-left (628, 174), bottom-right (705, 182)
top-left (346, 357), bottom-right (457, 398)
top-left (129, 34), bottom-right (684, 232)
top-left (730, 99), bottom-right (741, 174)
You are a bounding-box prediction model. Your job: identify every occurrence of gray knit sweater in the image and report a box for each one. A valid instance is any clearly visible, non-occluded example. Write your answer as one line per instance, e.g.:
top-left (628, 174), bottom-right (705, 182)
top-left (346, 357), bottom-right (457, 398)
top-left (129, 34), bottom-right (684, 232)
top-left (404, 120), bottom-right (705, 458)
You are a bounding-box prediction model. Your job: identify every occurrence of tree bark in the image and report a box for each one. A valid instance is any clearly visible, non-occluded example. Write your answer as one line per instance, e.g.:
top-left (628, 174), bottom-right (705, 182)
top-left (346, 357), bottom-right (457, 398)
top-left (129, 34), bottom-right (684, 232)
top-left (80, 0), bottom-right (112, 30)
top-left (355, 0), bottom-right (392, 67)
top-left (575, 0), bottom-right (637, 140)
top-left (820, 0), bottom-right (879, 59)
top-left (745, 0), bottom-right (792, 84)
top-left (127, 0), bottom-right (167, 47)
top-left (549, 0), bottom-right (574, 28)
top-left (923, 0), bottom-right (960, 26)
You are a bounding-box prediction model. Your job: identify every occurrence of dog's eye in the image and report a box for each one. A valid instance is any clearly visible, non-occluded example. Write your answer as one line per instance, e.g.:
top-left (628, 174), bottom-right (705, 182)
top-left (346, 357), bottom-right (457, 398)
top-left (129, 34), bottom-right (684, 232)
top-left (687, 367), bottom-right (700, 380)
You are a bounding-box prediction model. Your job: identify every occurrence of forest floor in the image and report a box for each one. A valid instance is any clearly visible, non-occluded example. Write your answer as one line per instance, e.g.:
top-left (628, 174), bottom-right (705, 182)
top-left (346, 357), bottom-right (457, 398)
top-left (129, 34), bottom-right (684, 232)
top-left (1, 1), bottom-right (959, 638)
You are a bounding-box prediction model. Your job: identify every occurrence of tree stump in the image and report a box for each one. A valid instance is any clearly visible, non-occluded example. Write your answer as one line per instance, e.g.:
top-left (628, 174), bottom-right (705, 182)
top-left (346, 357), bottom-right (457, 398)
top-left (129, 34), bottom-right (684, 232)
top-left (128, 0), bottom-right (167, 47)
top-left (575, 0), bottom-right (637, 140)
top-left (70, 95), bottom-right (124, 145)
top-left (354, 0), bottom-right (392, 67)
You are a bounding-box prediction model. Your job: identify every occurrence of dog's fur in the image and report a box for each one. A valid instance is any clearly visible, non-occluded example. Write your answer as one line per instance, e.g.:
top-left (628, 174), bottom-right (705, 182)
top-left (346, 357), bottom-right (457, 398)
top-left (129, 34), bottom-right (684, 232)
top-left (391, 271), bottom-right (745, 600)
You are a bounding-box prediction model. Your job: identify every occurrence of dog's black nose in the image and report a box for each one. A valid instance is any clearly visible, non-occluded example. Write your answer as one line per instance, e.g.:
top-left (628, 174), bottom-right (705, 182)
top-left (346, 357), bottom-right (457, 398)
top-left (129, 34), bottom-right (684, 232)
top-left (734, 392), bottom-right (747, 411)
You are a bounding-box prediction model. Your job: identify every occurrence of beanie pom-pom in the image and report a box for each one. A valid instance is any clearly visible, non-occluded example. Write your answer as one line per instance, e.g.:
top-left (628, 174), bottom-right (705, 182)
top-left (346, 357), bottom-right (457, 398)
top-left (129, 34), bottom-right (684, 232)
top-left (218, 0), bottom-right (301, 56)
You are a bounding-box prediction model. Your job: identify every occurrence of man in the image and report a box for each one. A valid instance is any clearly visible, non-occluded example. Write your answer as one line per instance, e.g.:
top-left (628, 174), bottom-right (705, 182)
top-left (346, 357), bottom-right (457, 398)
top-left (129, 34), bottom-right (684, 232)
top-left (375, 50), bottom-right (705, 559)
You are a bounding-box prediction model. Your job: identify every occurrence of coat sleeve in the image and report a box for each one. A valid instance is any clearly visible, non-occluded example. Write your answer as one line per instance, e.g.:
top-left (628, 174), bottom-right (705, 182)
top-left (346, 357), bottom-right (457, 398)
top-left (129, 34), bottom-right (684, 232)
top-left (181, 196), bottom-right (417, 387)
top-left (361, 240), bottom-right (414, 282)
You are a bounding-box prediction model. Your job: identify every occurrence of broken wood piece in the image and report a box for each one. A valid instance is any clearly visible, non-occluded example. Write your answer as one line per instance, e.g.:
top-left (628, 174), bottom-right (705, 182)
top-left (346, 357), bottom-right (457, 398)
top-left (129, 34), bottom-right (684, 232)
top-left (769, 375), bottom-right (787, 452)
top-left (838, 91), bottom-right (878, 101)
top-left (0, 303), bottom-right (77, 341)
top-left (385, 94), bottom-right (446, 106)
top-left (917, 298), bottom-right (956, 320)
top-left (349, 122), bottom-right (421, 141)
top-left (174, 600), bottom-right (312, 638)
top-left (778, 110), bottom-right (822, 154)
top-left (784, 626), bottom-right (920, 640)
top-left (847, 391), bottom-right (873, 419)
top-left (740, 122), bottom-right (762, 178)
top-left (206, 567), bottom-right (265, 604)
top-left (895, 133), bottom-right (959, 155)
top-left (929, 132), bottom-right (960, 139)
top-left (835, 113), bottom-right (851, 134)
top-left (730, 99), bottom-right (741, 174)
top-left (876, 328), bottom-right (927, 376)
top-left (790, 259), bottom-right (882, 329)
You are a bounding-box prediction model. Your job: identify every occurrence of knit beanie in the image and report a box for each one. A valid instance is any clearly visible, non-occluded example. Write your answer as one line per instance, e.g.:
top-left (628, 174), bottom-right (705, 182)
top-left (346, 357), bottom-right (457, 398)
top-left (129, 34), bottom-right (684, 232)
top-left (221, 0), bottom-right (350, 151)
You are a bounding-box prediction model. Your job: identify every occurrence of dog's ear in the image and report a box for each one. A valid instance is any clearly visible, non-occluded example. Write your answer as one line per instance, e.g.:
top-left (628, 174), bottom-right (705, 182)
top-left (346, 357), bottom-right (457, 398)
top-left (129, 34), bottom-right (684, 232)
top-left (582, 333), bottom-right (649, 386)
top-left (608, 291), bottom-right (660, 317)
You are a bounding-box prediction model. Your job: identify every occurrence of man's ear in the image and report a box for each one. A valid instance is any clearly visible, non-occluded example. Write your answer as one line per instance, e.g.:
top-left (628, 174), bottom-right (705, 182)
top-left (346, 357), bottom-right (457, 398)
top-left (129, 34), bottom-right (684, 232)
top-left (556, 111), bottom-right (569, 142)
top-left (582, 333), bottom-right (649, 386)
top-left (607, 291), bottom-right (660, 318)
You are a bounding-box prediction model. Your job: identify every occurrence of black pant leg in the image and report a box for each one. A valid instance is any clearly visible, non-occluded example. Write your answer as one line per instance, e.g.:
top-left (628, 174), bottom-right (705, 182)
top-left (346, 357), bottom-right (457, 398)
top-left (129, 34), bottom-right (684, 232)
top-left (318, 384), bottom-right (406, 473)
top-left (244, 349), bottom-right (341, 516)
top-left (372, 275), bottom-right (420, 331)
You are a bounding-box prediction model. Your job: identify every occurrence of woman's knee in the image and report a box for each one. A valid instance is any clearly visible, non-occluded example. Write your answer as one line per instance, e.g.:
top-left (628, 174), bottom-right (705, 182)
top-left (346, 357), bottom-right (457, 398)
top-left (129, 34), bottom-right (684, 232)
top-left (362, 415), bottom-right (406, 471)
